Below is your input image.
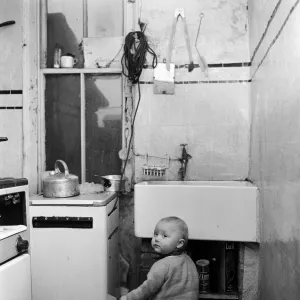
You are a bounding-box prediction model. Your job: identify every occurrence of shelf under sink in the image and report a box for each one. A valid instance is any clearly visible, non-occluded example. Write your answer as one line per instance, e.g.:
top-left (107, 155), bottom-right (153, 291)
top-left (199, 292), bottom-right (239, 299)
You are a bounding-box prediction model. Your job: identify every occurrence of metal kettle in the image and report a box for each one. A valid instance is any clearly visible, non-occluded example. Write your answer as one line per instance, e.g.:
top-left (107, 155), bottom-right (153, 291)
top-left (43, 160), bottom-right (80, 198)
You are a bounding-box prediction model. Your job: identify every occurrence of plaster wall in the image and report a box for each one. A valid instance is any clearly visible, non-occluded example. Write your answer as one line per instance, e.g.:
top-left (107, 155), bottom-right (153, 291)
top-left (0, 0), bottom-right (23, 178)
top-left (133, 0), bottom-right (251, 182)
top-left (248, 0), bottom-right (300, 299)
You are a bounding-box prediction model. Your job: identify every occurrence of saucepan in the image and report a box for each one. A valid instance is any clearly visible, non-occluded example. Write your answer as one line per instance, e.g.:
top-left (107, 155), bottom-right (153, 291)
top-left (100, 175), bottom-right (127, 192)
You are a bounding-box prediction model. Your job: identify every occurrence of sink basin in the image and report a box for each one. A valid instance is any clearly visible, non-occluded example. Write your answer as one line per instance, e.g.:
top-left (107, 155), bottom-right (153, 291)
top-left (134, 181), bottom-right (259, 242)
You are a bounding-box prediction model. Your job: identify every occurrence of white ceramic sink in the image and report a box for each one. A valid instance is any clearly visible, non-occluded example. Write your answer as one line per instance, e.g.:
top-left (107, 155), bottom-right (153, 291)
top-left (134, 181), bottom-right (259, 242)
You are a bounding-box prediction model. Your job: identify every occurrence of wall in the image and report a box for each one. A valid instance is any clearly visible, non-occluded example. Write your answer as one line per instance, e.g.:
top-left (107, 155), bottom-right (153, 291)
top-left (0, 0), bottom-right (23, 178)
top-left (133, 0), bottom-right (251, 182)
top-left (248, 0), bottom-right (300, 299)
top-left (0, 0), bottom-right (41, 192)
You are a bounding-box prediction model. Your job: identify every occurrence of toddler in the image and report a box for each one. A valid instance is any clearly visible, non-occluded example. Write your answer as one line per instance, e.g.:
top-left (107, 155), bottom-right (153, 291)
top-left (120, 216), bottom-right (199, 300)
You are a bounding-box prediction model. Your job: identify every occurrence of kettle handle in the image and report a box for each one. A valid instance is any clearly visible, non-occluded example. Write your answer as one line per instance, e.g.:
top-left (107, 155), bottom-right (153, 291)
top-left (54, 160), bottom-right (70, 179)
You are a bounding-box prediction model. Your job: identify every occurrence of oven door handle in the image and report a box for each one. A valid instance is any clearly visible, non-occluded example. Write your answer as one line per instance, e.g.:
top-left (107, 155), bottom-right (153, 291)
top-left (32, 216), bottom-right (93, 228)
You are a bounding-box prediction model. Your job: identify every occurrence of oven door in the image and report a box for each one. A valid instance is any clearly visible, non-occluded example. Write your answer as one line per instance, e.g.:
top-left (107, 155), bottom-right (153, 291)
top-left (0, 226), bottom-right (29, 263)
top-left (0, 253), bottom-right (32, 300)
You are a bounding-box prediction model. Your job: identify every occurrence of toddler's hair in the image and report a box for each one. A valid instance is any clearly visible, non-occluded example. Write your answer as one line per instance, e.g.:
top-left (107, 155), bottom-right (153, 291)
top-left (159, 216), bottom-right (189, 245)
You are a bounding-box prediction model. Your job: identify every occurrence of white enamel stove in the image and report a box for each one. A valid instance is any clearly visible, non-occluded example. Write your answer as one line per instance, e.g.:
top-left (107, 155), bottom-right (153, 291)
top-left (0, 178), bottom-right (31, 300)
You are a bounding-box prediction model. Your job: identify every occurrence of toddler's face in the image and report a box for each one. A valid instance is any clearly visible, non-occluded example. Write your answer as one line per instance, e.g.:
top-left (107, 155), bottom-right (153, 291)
top-left (151, 220), bottom-right (184, 255)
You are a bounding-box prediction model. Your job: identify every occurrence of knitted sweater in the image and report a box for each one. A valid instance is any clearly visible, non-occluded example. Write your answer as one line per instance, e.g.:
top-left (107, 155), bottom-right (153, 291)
top-left (126, 253), bottom-right (199, 300)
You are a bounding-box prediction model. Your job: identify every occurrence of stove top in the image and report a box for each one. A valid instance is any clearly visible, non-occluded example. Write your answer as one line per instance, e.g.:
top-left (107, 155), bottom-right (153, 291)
top-left (0, 178), bottom-right (28, 189)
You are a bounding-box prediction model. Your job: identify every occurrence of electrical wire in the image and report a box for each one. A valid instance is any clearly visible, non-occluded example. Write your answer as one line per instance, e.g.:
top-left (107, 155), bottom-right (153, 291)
top-left (120, 81), bottom-right (141, 178)
top-left (121, 31), bottom-right (157, 83)
top-left (120, 30), bottom-right (157, 182)
top-left (109, 83), bottom-right (142, 213)
top-left (113, 31), bottom-right (157, 204)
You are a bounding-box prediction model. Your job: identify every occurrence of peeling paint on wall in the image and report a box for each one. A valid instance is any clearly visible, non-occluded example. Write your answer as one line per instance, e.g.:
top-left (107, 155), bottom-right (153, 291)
top-left (141, 0), bottom-right (249, 64)
top-left (0, 0), bottom-right (23, 90)
top-left (133, 0), bottom-right (251, 182)
top-left (249, 0), bottom-right (300, 299)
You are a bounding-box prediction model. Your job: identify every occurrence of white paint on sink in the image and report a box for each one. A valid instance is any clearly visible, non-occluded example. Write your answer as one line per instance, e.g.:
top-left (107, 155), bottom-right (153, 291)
top-left (134, 181), bottom-right (259, 242)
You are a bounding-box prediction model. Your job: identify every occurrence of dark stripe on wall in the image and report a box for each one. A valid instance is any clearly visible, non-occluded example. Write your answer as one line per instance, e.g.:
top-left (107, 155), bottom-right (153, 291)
top-left (208, 62), bottom-right (251, 68)
top-left (140, 80), bottom-right (251, 84)
top-left (252, 0), bottom-right (300, 78)
top-left (0, 107), bottom-right (22, 109)
top-left (0, 90), bottom-right (22, 94)
top-left (143, 62), bottom-right (251, 69)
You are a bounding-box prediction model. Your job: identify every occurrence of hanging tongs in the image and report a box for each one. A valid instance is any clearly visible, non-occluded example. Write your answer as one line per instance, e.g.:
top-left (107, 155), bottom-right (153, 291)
top-left (195, 13), bottom-right (208, 76)
top-left (0, 21), bottom-right (15, 28)
top-left (166, 8), bottom-right (194, 72)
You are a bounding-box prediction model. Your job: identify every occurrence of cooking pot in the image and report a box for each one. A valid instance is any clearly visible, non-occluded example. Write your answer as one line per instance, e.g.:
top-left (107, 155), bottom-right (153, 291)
top-left (101, 175), bottom-right (126, 192)
top-left (43, 160), bottom-right (80, 198)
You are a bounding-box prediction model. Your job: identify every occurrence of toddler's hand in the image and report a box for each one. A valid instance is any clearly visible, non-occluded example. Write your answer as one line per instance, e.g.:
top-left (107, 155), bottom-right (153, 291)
top-left (120, 296), bottom-right (127, 300)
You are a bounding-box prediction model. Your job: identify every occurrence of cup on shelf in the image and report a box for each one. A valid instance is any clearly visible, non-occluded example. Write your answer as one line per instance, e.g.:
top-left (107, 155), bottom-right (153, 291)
top-left (60, 54), bottom-right (78, 68)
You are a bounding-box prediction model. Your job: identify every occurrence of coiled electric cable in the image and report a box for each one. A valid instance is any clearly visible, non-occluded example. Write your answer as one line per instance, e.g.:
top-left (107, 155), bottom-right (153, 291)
top-left (115, 31), bottom-right (157, 197)
top-left (121, 31), bottom-right (157, 83)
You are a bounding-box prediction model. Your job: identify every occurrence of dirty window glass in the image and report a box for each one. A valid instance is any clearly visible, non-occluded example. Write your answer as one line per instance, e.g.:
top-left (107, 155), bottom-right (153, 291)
top-left (45, 75), bottom-right (81, 180)
top-left (85, 74), bottom-right (122, 183)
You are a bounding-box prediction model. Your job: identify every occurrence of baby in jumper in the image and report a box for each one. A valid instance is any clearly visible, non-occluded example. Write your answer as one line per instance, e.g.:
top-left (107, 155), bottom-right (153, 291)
top-left (120, 216), bottom-right (199, 300)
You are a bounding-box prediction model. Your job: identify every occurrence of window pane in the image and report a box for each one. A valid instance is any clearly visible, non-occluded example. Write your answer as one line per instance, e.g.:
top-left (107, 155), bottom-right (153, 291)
top-left (47, 0), bottom-right (84, 68)
top-left (45, 75), bottom-right (81, 181)
top-left (85, 75), bottom-right (122, 183)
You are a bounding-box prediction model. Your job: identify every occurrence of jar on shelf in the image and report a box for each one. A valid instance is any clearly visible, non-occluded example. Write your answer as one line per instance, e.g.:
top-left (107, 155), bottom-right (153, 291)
top-left (53, 43), bottom-right (62, 68)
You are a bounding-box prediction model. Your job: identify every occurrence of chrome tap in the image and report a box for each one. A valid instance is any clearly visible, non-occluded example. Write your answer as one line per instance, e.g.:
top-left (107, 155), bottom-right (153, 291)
top-left (178, 144), bottom-right (192, 181)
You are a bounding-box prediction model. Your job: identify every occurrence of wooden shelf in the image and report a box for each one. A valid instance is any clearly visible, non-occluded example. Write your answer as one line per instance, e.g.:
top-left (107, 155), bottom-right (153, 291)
top-left (199, 292), bottom-right (239, 299)
top-left (41, 68), bottom-right (122, 74)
